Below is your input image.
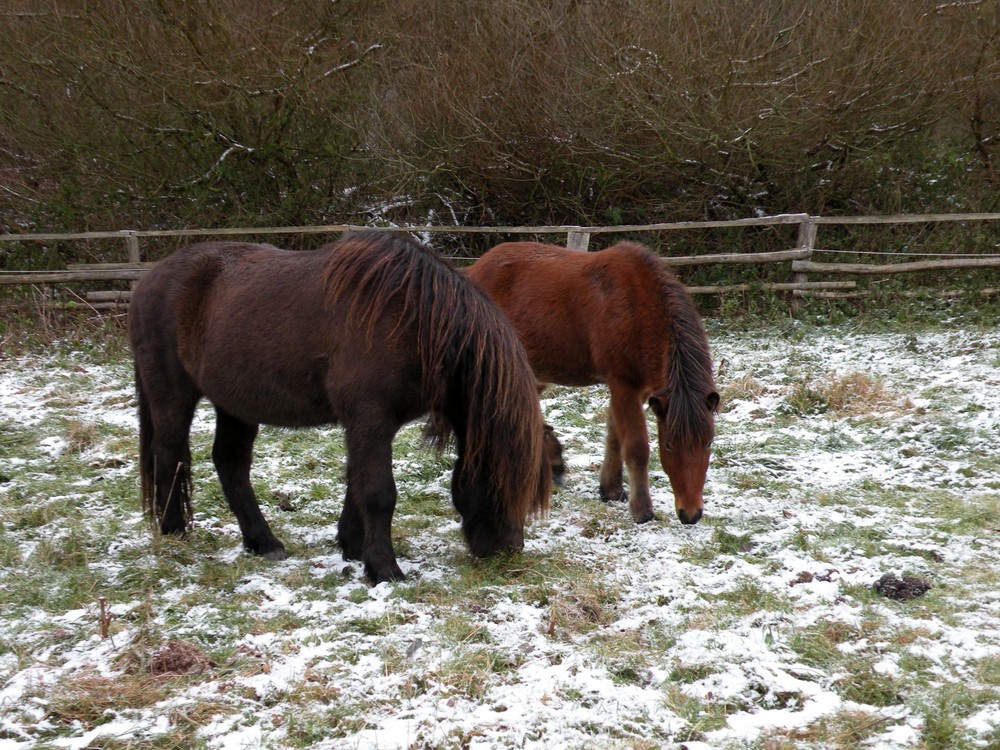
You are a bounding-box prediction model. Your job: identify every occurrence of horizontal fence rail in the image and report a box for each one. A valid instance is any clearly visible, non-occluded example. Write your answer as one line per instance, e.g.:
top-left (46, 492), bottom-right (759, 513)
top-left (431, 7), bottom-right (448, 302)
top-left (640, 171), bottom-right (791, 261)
top-left (2, 212), bottom-right (1000, 308)
top-left (793, 256), bottom-right (1000, 275)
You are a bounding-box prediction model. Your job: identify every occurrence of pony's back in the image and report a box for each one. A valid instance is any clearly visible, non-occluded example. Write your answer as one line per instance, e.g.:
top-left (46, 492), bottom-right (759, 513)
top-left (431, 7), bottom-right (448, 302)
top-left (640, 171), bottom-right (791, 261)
top-left (468, 241), bottom-right (703, 389)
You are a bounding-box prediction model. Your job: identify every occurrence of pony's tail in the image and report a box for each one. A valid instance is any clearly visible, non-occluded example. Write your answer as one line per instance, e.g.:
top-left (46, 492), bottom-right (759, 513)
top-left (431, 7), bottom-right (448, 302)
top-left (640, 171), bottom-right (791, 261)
top-left (135, 362), bottom-right (156, 523)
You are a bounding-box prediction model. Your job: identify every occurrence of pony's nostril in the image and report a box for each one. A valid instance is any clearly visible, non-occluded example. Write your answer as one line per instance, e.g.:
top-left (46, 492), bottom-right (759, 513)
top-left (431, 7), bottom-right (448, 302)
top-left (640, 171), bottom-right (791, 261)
top-left (677, 507), bottom-right (703, 525)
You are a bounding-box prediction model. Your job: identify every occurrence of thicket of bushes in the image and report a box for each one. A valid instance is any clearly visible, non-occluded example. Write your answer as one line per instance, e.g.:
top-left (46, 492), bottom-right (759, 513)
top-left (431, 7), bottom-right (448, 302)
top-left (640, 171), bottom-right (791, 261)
top-left (1, 1), bottom-right (999, 259)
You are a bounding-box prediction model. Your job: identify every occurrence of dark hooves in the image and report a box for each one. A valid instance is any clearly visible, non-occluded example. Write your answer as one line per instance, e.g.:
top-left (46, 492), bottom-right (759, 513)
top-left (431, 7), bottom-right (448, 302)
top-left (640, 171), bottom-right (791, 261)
top-left (367, 564), bottom-right (406, 585)
top-left (259, 547), bottom-right (289, 561)
top-left (600, 488), bottom-right (628, 504)
top-left (248, 541), bottom-right (288, 561)
top-left (337, 538), bottom-right (363, 561)
top-left (633, 510), bottom-right (657, 525)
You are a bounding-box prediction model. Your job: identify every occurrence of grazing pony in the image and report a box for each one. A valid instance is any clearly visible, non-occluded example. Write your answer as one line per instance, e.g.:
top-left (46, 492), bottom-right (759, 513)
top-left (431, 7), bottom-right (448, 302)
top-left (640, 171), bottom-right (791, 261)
top-left (128, 231), bottom-right (549, 583)
top-left (466, 241), bottom-right (718, 525)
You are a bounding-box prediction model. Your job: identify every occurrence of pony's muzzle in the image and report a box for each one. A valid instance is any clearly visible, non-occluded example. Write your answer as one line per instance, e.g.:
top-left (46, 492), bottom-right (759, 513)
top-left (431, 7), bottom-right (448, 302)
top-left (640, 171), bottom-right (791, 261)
top-left (499, 523), bottom-right (525, 552)
top-left (466, 521), bottom-right (525, 558)
top-left (676, 506), bottom-right (703, 525)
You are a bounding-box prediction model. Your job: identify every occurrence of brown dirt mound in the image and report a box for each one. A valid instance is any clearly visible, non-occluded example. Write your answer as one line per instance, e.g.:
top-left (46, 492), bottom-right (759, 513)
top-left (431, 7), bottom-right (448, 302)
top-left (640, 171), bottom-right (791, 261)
top-left (148, 639), bottom-right (217, 676)
top-left (873, 573), bottom-right (932, 602)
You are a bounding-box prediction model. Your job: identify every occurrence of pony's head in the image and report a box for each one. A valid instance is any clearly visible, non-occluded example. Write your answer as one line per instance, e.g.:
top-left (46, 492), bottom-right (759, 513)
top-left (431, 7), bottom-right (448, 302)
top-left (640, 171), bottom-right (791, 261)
top-left (450, 448), bottom-right (550, 557)
top-left (648, 388), bottom-right (720, 524)
top-left (543, 424), bottom-right (565, 487)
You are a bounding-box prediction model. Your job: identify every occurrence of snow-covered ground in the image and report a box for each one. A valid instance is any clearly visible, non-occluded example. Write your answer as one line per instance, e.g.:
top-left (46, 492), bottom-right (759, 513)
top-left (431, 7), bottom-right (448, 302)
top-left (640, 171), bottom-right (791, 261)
top-left (0, 321), bottom-right (998, 749)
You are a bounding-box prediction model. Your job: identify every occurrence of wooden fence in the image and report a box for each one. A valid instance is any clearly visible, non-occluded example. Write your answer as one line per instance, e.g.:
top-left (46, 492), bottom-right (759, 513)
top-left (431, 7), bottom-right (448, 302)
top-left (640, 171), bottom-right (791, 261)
top-left (2, 212), bottom-right (1000, 309)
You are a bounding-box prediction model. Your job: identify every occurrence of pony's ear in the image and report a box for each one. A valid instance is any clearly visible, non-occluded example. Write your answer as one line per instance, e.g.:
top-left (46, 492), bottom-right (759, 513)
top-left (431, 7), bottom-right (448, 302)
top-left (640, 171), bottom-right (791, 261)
top-left (706, 391), bottom-right (721, 413)
top-left (647, 391), bottom-right (669, 419)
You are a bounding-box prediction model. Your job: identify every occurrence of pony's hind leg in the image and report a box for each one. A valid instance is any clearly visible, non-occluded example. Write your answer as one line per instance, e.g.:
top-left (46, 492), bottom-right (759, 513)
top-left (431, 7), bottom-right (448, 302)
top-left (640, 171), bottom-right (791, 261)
top-left (340, 422), bottom-right (403, 584)
top-left (212, 408), bottom-right (287, 560)
top-left (336, 489), bottom-right (364, 561)
top-left (599, 407), bottom-right (627, 504)
top-left (141, 378), bottom-right (200, 537)
top-left (605, 384), bottom-right (656, 524)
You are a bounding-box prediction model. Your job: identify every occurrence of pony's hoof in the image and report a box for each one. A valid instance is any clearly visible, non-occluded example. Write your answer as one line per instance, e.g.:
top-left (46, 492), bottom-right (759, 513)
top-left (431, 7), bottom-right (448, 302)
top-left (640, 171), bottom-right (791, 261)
top-left (248, 541), bottom-right (288, 560)
top-left (367, 563), bottom-right (406, 585)
top-left (600, 488), bottom-right (628, 504)
top-left (633, 510), bottom-right (657, 524)
top-left (337, 537), bottom-right (363, 561)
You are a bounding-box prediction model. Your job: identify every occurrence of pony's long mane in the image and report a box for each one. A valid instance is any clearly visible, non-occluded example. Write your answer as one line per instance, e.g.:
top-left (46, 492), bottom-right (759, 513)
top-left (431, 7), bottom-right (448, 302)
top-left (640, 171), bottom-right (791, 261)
top-left (324, 231), bottom-right (547, 521)
top-left (620, 242), bottom-right (718, 447)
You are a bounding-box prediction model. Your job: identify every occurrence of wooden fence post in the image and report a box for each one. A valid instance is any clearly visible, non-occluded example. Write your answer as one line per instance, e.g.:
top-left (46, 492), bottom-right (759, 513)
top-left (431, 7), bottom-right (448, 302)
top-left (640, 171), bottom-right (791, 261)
top-left (123, 231), bottom-right (141, 292)
top-left (123, 231), bottom-right (141, 264)
top-left (566, 229), bottom-right (591, 251)
top-left (791, 216), bottom-right (816, 315)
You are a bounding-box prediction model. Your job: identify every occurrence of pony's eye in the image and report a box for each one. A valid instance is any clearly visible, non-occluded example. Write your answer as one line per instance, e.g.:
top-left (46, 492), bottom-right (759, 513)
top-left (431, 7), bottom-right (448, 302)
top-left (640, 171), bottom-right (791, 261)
top-left (663, 442), bottom-right (673, 453)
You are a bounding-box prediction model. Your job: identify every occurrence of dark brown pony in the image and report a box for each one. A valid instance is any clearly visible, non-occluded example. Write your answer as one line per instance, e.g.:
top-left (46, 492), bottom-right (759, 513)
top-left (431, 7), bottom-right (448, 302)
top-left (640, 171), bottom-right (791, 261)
top-left (466, 241), bottom-right (718, 525)
top-left (128, 230), bottom-right (549, 583)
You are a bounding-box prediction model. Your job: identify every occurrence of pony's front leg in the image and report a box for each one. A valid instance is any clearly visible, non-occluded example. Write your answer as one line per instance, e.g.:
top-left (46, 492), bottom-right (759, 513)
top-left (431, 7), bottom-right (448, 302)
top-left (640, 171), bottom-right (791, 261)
top-left (213, 408), bottom-right (287, 560)
top-left (608, 386), bottom-right (656, 524)
top-left (343, 425), bottom-right (403, 584)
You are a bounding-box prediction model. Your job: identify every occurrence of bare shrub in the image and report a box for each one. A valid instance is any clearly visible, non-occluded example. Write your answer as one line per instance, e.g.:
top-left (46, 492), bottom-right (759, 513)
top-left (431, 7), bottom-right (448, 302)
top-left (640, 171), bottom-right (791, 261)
top-left (0, 1), bottom-right (379, 231)
top-left (1, 0), bottom-right (998, 242)
top-left (358, 0), bottom-right (1000, 223)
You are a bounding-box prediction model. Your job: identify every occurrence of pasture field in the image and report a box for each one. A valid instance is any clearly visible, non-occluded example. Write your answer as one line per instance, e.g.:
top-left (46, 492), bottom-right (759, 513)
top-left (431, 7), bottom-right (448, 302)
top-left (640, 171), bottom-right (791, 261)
top-left (1, 319), bottom-right (999, 749)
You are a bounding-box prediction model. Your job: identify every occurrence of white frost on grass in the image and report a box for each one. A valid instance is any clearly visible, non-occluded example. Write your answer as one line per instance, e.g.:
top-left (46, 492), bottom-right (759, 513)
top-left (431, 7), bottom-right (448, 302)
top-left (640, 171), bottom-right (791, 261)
top-left (0, 323), bottom-right (999, 749)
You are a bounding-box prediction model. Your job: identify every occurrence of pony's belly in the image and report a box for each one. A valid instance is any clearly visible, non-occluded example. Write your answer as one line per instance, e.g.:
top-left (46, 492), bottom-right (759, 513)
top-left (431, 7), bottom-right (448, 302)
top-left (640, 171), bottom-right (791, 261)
top-left (535, 368), bottom-right (601, 388)
top-left (201, 377), bottom-right (338, 428)
top-left (521, 333), bottom-right (601, 387)
top-left (216, 400), bottom-right (337, 429)
top-left (531, 356), bottom-right (602, 388)
top-left (227, 401), bottom-right (336, 429)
